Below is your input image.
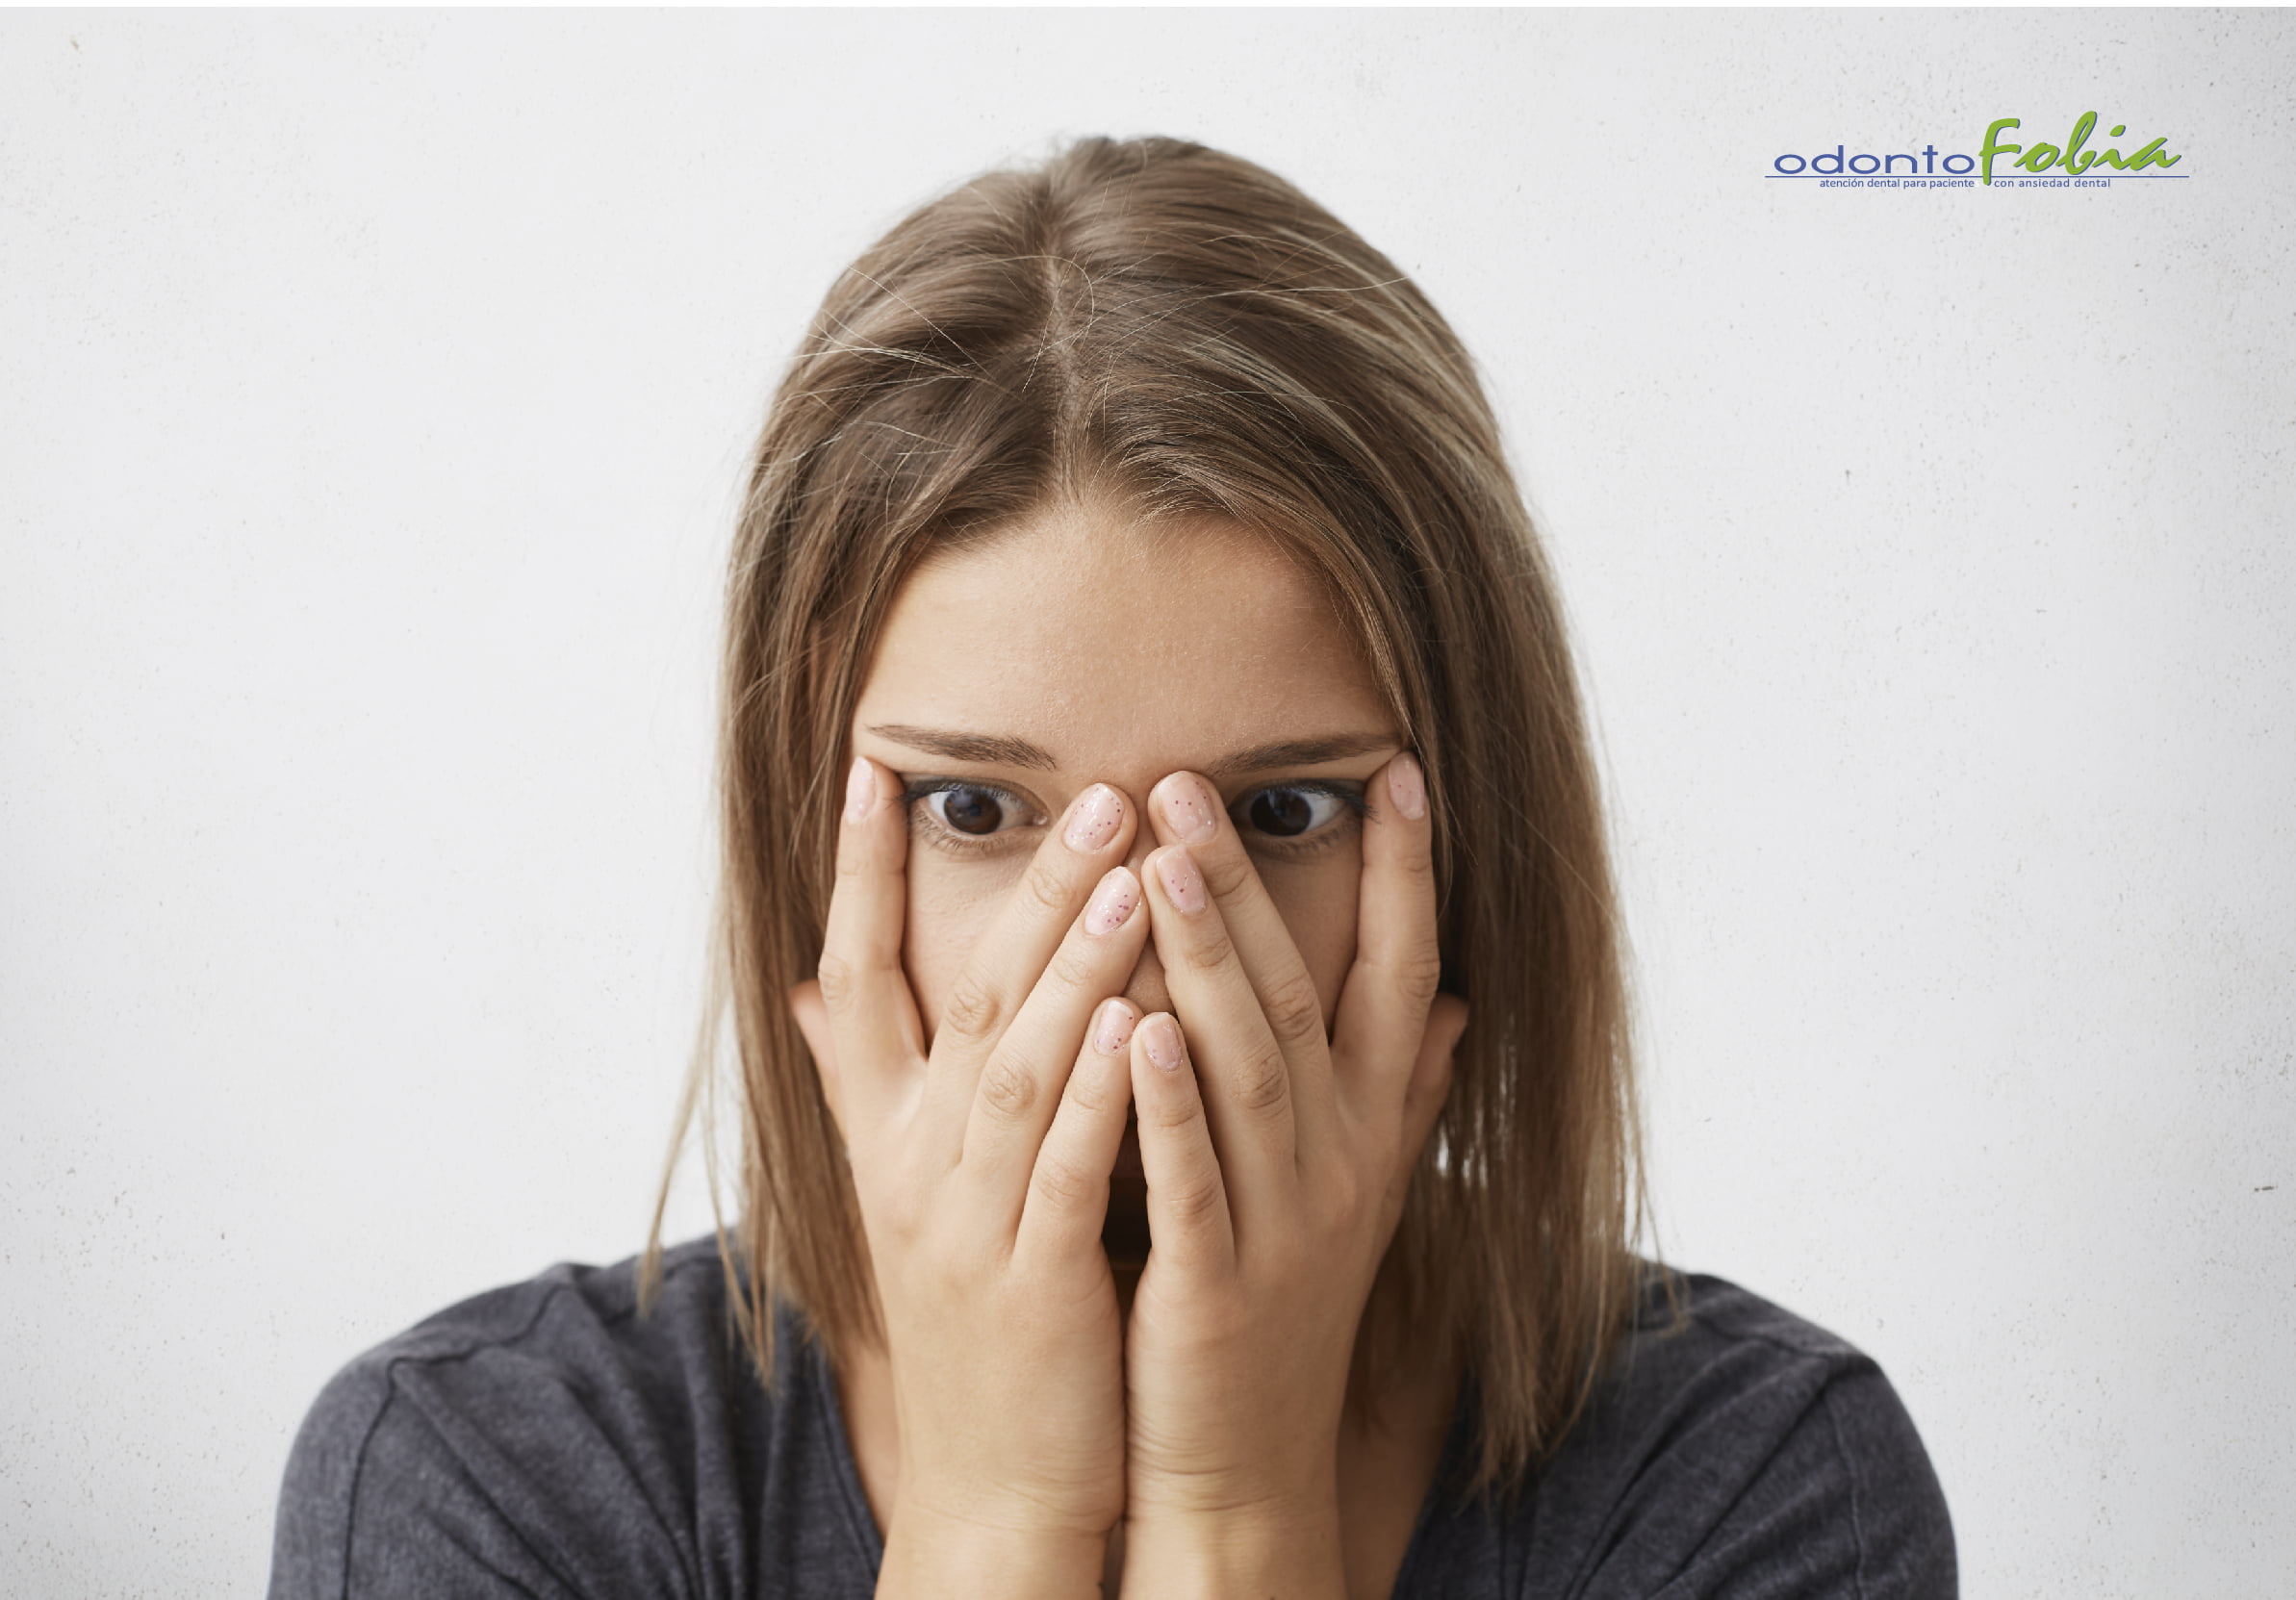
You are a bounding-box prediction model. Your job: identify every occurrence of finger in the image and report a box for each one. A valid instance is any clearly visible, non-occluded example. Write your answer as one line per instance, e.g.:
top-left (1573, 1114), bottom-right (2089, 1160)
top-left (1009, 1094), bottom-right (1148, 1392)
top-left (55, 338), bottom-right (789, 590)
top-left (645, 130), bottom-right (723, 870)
top-left (1140, 843), bottom-right (1296, 1212)
top-left (788, 978), bottom-right (843, 1130)
top-left (1015, 998), bottom-right (1140, 1261)
top-left (816, 754), bottom-right (926, 1126)
top-left (923, 781), bottom-right (1135, 1122)
top-left (1145, 771), bottom-right (1337, 1132)
top-left (1329, 752), bottom-right (1443, 1123)
top-left (1128, 1011), bottom-right (1236, 1275)
top-left (1383, 994), bottom-right (1467, 1231)
top-left (960, 863), bottom-right (1151, 1211)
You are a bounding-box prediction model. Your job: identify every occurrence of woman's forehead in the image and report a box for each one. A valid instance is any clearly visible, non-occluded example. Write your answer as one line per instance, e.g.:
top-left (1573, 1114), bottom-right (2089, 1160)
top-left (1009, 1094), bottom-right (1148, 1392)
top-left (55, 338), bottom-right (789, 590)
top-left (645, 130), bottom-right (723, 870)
top-left (858, 511), bottom-right (1393, 771)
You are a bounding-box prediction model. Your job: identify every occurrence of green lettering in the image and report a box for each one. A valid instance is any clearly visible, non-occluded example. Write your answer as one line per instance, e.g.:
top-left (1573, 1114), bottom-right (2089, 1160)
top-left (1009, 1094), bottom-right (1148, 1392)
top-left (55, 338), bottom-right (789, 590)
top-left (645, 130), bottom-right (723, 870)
top-left (2016, 143), bottom-right (2061, 172)
top-left (2128, 137), bottom-right (2181, 170)
top-left (1979, 117), bottom-right (2023, 186)
top-left (2062, 112), bottom-right (2098, 174)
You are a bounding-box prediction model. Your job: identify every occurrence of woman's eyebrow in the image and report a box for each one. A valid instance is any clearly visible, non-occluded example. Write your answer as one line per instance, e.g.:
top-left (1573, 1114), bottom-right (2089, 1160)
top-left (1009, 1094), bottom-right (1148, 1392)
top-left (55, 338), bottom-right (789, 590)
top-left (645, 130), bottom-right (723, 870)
top-left (1206, 733), bottom-right (1400, 776)
top-left (867, 724), bottom-right (1397, 776)
top-left (866, 724), bottom-right (1059, 770)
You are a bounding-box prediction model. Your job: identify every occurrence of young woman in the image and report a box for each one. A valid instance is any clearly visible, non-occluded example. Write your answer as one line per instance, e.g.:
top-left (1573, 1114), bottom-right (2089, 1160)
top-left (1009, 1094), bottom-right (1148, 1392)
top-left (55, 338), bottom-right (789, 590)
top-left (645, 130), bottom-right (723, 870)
top-left (270, 137), bottom-right (1954, 1598)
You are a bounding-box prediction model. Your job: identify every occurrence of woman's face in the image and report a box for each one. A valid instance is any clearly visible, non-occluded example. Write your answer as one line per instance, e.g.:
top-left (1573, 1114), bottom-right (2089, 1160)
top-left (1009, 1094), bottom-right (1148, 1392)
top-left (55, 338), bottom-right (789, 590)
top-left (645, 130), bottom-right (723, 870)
top-left (846, 502), bottom-right (1402, 1252)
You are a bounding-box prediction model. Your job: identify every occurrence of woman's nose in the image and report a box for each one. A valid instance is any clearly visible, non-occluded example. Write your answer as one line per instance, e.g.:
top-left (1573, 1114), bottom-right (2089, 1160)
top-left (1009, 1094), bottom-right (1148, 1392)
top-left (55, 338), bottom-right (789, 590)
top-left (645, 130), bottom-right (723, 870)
top-left (1121, 942), bottom-right (1173, 1021)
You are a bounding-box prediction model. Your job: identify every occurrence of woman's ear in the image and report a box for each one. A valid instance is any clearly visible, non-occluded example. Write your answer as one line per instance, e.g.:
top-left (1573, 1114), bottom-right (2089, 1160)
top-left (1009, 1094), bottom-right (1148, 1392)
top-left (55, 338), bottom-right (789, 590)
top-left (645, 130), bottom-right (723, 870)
top-left (788, 978), bottom-right (844, 1129)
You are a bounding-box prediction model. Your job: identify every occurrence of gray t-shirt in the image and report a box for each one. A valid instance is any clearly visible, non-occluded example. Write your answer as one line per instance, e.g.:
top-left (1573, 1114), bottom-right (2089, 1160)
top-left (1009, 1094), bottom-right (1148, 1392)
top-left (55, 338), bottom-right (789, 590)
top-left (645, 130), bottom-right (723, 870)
top-left (268, 1235), bottom-right (1954, 1597)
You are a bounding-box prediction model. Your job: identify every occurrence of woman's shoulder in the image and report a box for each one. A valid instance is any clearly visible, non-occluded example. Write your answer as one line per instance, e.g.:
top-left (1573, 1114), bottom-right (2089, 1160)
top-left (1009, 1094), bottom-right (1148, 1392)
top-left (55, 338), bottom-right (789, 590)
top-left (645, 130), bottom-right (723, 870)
top-left (277, 1234), bottom-right (743, 1482)
top-left (1446, 1265), bottom-right (1956, 1597)
top-left (268, 1235), bottom-right (876, 1599)
top-left (1601, 1263), bottom-right (1903, 1419)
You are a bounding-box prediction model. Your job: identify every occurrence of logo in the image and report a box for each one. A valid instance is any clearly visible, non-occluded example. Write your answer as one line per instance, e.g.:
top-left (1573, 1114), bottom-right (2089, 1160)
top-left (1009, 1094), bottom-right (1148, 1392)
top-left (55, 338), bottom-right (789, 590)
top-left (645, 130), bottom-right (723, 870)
top-left (1770, 113), bottom-right (2186, 190)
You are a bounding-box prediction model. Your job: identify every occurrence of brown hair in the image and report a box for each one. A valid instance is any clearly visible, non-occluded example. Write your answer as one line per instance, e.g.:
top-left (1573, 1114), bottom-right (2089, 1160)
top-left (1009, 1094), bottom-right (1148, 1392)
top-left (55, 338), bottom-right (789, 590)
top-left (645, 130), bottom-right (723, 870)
top-left (647, 135), bottom-right (1648, 1493)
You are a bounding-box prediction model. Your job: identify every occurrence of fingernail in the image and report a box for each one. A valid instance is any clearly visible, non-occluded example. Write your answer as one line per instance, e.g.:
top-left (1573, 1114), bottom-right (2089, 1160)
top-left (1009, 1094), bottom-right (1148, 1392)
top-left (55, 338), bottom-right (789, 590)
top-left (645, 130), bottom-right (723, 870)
top-left (1154, 774), bottom-right (1219, 843)
top-left (844, 757), bottom-right (874, 822)
top-left (1084, 867), bottom-right (1139, 935)
top-left (1064, 783), bottom-right (1124, 852)
top-left (1093, 999), bottom-right (1136, 1056)
top-left (1389, 753), bottom-right (1426, 821)
top-left (1155, 847), bottom-right (1207, 914)
top-left (1141, 1013), bottom-right (1186, 1072)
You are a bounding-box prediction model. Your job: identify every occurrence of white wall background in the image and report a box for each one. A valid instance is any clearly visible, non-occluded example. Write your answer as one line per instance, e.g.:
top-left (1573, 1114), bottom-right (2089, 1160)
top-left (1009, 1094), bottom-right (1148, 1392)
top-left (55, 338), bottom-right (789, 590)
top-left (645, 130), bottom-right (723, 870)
top-left (4, 10), bottom-right (2290, 1596)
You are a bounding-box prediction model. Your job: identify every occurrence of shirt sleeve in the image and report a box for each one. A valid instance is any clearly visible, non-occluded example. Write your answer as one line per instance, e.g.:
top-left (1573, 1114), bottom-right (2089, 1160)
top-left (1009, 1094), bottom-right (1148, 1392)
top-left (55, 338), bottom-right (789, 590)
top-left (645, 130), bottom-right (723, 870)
top-left (266, 1347), bottom-right (698, 1600)
top-left (1637, 1365), bottom-right (1957, 1600)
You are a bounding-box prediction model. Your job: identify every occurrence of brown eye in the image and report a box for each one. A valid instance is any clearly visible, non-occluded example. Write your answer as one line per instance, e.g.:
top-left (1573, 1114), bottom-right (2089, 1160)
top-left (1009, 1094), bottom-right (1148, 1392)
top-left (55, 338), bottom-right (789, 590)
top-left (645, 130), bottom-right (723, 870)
top-left (1247, 788), bottom-right (1316, 837)
top-left (930, 784), bottom-right (1008, 836)
top-left (1234, 784), bottom-right (1364, 843)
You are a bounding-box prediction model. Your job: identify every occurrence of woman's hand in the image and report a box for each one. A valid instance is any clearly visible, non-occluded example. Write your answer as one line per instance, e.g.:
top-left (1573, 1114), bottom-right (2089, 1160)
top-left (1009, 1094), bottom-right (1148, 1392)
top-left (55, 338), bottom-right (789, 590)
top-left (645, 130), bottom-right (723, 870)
top-left (789, 756), bottom-right (1153, 1599)
top-left (1118, 753), bottom-right (1469, 1595)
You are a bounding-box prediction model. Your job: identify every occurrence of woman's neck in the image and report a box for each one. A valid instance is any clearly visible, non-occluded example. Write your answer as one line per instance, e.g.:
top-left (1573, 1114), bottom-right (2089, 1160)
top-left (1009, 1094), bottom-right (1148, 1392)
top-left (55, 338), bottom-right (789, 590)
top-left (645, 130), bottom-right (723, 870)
top-left (831, 1327), bottom-right (1458, 1600)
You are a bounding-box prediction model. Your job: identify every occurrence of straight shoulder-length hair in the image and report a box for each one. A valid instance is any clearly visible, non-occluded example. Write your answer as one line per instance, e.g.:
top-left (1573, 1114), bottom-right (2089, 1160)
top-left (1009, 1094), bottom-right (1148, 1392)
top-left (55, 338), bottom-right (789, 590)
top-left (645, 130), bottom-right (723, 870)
top-left (647, 135), bottom-right (1648, 1494)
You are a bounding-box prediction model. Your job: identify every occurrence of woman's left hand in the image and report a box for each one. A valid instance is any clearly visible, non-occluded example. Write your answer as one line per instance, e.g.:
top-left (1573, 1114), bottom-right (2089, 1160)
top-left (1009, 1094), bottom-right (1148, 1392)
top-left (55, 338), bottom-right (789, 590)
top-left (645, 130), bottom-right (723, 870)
top-left (1118, 752), bottom-right (1470, 1593)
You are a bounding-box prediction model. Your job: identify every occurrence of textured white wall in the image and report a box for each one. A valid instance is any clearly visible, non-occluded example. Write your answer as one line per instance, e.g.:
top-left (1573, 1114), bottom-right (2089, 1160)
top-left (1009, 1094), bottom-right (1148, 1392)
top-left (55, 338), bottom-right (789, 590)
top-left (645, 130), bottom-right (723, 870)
top-left (4, 11), bottom-right (2290, 1596)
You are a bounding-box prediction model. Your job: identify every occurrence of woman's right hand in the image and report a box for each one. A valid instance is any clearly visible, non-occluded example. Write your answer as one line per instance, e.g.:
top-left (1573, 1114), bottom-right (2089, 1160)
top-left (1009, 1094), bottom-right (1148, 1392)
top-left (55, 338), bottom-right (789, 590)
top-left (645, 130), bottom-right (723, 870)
top-left (790, 756), bottom-right (1150, 1599)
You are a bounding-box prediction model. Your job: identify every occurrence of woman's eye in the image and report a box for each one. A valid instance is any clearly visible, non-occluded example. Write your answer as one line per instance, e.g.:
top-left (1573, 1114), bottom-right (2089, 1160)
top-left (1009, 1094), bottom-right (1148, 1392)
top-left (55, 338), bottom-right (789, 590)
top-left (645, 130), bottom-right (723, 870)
top-left (1238, 785), bottom-right (1355, 840)
top-left (919, 783), bottom-right (1029, 837)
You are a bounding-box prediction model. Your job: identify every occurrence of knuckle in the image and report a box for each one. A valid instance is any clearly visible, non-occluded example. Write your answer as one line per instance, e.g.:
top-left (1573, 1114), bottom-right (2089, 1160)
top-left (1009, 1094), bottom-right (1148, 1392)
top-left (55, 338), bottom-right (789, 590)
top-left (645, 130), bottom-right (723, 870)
top-left (1233, 1048), bottom-right (1291, 1115)
top-left (1062, 1062), bottom-right (1116, 1117)
top-left (1022, 860), bottom-right (1076, 919)
top-left (1166, 1173), bottom-right (1227, 1229)
top-left (1262, 972), bottom-right (1327, 1049)
top-left (1142, 1088), bottom-right (1207, 1136)
top-left (1031, 1152), bottom-right (1098, 1211)
top-left (1391, 952), bottom-right (1444, 1009)
top-left (815, 952), bottom-right (860, 1012)
top-left (977, 1057), bottom-right (1038, 1121)
top-left (1196, 848), bottom-right (1255, 902)
top-left (1180, 926), bottom-right (1238, 975)
top-left (1045, 942), bottom-right (1099, 995)
top-left (938, 974), bottom-right (1004, 1044)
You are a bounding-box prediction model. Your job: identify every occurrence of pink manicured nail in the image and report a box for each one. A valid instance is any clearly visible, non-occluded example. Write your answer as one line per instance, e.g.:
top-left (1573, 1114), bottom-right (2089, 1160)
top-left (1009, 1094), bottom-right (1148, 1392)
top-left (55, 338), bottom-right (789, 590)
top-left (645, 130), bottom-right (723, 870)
top-left (1389, 753), bottom-right (1426, 821)
top-left (1084, 867), bottom-right (1139, 935)
top-left (1154, 774), bottom-right (1219, 843)
top-left (1141, 1013), bottom-right (1186, 1072)
top-left (1093, 999), bottom-right (1136, 1056)
top-left (1064, 784), bottom-right (1124, 852)
top-left (1156, 847), bottom-right (1207, 914)
top-left (844, 757), bottom-right (874, 822)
